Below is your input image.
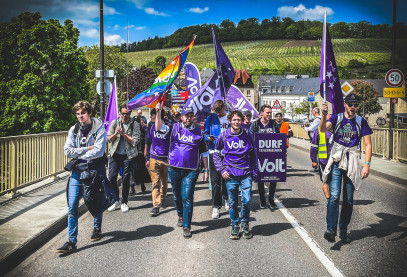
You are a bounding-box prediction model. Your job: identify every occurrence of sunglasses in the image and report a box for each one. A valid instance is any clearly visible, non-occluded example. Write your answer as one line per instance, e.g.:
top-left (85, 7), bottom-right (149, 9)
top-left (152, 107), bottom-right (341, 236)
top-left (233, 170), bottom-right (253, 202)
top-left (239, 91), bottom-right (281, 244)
top-left (347, 103), bottom-right (359, 108)
top-left (121, 112), bottom-right (131, 116)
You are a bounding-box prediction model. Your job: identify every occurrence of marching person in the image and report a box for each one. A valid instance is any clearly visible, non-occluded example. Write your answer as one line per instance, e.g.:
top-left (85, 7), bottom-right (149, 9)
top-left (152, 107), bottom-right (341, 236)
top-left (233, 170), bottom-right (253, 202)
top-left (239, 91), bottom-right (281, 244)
top-left (302, 107), bottom-right (321, 139)
top-left (214, 110), bottom-right (257, 240)
top-left (320, 93), bottom-right (373, 243)
top-left (132, 110), bottom-right (148, 195)
top-left (275, 112), bottom-right (293, 147)
top-left (155, 102), bottom-right (209, 238)
top-left (204, 100), bottom-right (230, 219)
top-left (242, 110), bottom-right (252, 131)
top-left (107, 107), bottom-right (140, 213)
top-left (250, 104), bottom-right (280, 210)
top-left (58, 100), bottom-right (112, 253)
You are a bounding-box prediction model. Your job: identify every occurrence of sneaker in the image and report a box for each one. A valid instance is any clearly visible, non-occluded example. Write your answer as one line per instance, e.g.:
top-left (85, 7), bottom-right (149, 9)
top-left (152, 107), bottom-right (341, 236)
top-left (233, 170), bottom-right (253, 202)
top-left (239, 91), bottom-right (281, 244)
top-left (160, 201), bottom-right (167, 210)
top-left (212, 207), bottom-right (220, 219)
top-left (260, 202), bottom-right (269, 209)
top-left (56, 241), bottom-right (77, 254)
top-left (121, 203), bottom-right (129, 213)
top-left (224, 202), bottom-right (230, 212)
top-left (229, 226), bottom-right (240, 240)
top-left (324, 230), bottom-right (336, 243)
top-left (269, 200), bottom-right (278, 210)
top-left (107, 201), bottom-right (120, 212)
top-left (339, 232), bottom-right (352, 244)
top-left (129, 186), bottom-right (136, 196)
top-left (177, 217), bottom-right (183, 227)
top-left (141, 183), bottom-right (146, 193)
top-left (183, 227), bottom-right (192, 238)
top-left (150, 207), bottom-right (160, 217)
top-left (90, 228), bottom-right (102, 242)
top-left (240, 222), bottom-right (253, 239)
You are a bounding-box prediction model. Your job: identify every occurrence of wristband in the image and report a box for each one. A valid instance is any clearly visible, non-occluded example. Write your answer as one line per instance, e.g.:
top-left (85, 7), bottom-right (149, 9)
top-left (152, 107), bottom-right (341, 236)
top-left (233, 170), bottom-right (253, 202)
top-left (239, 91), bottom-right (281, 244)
top-left (204, 169), bottom-right (209, 172)
top-left (365, 161), bottom-right (370, 166)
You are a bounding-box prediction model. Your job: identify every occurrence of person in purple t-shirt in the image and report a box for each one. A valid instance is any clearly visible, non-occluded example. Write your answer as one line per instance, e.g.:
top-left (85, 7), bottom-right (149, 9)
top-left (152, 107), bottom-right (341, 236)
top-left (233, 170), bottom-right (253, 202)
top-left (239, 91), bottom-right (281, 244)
top-left (241, 110), bottom-right (252, 131)
top-left (155, 102), bottom-right (209, 239)
top-left (320, 93), bottom-right (373, 244)
top-left (214, 110), bottom-right (257, 240)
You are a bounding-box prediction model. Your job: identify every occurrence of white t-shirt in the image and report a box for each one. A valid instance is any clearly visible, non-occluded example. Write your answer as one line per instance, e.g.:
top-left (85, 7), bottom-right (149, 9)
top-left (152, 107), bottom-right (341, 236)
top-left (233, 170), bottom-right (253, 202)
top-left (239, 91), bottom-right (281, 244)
top-left (219, 115), bottom-right (229, 134)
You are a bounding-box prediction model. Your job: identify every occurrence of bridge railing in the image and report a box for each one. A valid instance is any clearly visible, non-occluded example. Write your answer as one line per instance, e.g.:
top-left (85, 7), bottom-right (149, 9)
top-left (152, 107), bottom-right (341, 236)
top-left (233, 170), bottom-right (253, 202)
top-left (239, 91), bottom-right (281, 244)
top-left (0, 132), bottom-right (69, 196)
top-left (290, 123), bottom-right (407, 162)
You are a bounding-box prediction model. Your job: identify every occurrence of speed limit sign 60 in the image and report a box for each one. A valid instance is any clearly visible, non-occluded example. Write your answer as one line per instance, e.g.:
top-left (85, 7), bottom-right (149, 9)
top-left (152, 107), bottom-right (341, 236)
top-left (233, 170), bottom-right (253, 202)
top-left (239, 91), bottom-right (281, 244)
top-left (385, 69), bottom-right (404, 87)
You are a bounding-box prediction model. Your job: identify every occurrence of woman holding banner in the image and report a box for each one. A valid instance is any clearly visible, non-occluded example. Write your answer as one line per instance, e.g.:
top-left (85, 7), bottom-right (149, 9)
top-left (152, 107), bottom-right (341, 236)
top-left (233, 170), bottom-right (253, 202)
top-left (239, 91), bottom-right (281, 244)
top-left (213, 110), bottom-right (257, 240)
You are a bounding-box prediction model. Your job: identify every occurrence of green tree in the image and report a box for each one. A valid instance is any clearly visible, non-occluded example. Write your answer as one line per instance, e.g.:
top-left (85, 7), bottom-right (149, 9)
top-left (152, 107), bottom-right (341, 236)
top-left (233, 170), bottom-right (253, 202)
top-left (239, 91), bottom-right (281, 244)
top-left (350, 80), bottom-right (382, 116)
top-left (82, 45), bottom-right (131, 113)
top-left (145, 55), bottom-right (167, 74)
top-left (0, 12), bottom-right (88, 136)
top-left (295, 99), bottom-right (318, 118)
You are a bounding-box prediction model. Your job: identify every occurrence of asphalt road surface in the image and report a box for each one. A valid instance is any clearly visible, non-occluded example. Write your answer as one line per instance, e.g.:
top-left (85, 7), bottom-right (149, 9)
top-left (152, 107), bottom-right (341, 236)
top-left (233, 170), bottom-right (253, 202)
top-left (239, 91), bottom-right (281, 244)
top-left (7, 148), bottom-right (407, 277)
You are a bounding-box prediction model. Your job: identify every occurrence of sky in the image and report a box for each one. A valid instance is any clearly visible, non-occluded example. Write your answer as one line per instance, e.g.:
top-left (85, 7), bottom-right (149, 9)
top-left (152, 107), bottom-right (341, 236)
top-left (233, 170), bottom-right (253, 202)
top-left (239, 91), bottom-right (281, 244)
top-left (1, 0), bottom-right (406, 47)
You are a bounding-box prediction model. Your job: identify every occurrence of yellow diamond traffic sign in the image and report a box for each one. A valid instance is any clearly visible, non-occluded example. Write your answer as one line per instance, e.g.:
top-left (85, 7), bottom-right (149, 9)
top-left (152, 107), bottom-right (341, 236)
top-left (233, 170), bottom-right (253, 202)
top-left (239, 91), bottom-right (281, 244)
top-left (341, 81), bottom-right (354, 96)
top-left (383, 87), bottom-right (405, 98)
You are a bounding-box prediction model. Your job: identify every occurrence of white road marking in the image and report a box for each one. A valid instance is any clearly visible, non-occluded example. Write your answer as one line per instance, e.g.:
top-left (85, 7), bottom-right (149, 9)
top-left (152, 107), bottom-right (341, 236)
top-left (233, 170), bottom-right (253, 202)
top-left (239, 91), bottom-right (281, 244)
top-left (274, 198), bottom-right (345, 277)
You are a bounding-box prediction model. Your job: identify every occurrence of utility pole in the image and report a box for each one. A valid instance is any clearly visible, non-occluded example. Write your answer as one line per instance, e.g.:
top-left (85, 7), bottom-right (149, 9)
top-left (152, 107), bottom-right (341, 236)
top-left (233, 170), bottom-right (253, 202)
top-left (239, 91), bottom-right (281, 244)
top-left (389, 0), bottom-right (397, 159)
top-left (99, 0), bottom-right (105, 119)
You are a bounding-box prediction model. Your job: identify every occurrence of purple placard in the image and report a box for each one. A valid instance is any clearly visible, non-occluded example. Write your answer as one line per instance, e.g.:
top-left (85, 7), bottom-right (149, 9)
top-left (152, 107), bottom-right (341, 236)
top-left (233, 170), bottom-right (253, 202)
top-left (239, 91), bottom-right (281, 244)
top-left (254, 133), bottom-right (287, 182)
top-left (184, 62), bottom-right (201, 97)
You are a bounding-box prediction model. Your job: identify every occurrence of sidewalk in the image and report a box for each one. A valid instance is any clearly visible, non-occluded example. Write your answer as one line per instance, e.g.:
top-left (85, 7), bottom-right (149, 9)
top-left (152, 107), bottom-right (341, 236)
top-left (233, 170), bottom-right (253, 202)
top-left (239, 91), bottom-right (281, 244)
top-left (289, 137), bottom-right (407, 186)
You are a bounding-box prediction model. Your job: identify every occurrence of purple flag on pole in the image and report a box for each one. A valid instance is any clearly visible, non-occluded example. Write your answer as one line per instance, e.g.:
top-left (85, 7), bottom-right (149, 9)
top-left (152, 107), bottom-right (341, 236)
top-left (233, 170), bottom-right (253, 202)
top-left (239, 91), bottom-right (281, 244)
top-left (227, 85), bottom-right (259, 119)
top-left (320, 27), bottom-right (345, 114)
top-left (183, 72), bottom-right (217, 123)
top-left (212, 28), bottom-right (235, 104)
top-left (103, 82), bottom-right (118, 137)
top-left (184, 62), bottom-right (201, 97)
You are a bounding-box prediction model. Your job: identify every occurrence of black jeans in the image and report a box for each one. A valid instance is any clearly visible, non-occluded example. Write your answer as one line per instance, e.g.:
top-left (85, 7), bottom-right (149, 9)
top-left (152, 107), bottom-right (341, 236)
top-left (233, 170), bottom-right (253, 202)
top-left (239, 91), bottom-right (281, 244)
top-left (131, 153), bottom-right (150, 187)
top-left (258, 182), bottom-right (277, 205)
top-left (209, 153), bottom-right (228, 208)
top-left (109, 153), bottom-right (133, 204)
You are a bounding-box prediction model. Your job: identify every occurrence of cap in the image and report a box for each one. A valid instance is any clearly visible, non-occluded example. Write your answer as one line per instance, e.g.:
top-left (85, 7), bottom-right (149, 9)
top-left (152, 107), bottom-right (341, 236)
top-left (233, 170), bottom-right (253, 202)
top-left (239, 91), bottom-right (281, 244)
top-left (344, 93), bottom-right (361, 104)
top-left (242, 110), bottom-right (252, 117)
top-left (181, 107), bottom-right (195, 115)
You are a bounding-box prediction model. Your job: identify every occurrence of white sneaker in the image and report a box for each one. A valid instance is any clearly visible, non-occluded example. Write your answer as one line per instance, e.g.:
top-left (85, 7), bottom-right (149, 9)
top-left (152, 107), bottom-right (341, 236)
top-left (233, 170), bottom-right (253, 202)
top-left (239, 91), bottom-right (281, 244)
top-left (121, 203), bottom-right (129, 213)
top-left (225, 202), bottom-right (230, 212)
top-left (212, 207), bottom-right (220, 219)
top-left (107, 201), bottom-right (120, 212)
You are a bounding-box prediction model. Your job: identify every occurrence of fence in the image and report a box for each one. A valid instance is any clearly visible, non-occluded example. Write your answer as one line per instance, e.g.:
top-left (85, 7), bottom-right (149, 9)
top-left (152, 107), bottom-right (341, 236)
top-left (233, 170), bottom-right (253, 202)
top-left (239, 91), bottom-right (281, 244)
top-left (0, 132), bottom-right (69, 196)
top-left (291, 123), bottom-right (407, 162)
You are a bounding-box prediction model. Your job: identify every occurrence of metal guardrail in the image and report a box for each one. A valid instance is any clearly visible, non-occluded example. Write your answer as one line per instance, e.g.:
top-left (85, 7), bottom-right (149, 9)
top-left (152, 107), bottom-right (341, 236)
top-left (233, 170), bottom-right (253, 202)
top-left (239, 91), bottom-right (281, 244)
top-left (290, 123), bottom-right (407, 162)
top-left (0, 132), bottom-right (69, 196)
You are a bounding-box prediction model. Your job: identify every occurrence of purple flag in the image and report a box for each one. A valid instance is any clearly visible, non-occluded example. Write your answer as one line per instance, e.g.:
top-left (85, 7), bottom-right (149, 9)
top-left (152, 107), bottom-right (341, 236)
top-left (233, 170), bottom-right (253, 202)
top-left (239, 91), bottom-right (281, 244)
top-left (212, 28), bottom-right (235, 104)
top-left (103, 82), bottom-right (118, 137)
top-left (320, 26), bottom-right (345, 114)
top-left (183, 72), bottom-right (217, 123)
top-left (184, 62), bottom-right (201, 97)
top-left (227, 85), bottom-right (259, 119)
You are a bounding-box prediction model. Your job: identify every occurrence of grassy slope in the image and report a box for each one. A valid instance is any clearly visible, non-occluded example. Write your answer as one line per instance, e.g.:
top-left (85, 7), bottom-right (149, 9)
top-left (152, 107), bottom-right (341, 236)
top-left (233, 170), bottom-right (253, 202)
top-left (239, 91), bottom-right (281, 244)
top-left (128, 39), bottom-right (392, 72)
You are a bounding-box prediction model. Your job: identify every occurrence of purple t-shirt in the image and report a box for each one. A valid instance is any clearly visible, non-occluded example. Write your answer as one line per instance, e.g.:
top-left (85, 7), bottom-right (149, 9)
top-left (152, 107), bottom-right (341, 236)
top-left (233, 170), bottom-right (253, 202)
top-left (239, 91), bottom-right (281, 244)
top-left (329, 114), bottom-right (373, 147)
top-left (149, 124), bottom-right (171, 161)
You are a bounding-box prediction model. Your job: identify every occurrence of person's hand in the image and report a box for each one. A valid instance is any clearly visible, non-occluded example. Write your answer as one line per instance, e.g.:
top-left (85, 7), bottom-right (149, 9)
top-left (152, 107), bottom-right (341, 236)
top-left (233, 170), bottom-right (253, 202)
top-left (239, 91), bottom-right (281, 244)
top-left (203, 171), bottom-right (209, 182)
top-left (321, 102), bottom-right (329, 116)
top-left (222, 171), bottom-right (230, 180)
top-left (146, 161), bottom-right (150, 169)
top-left (361, 164), bottom-right (370, 179)
top-left (88, 145), bottom-right (94, 151)
top-left (312, 162), bottom-right (318, 169)
top-left (119, 127), bottom-right (125, 136)
top-left (156, 102), bottom-right (162, 112)
top-left (115, 127), bottom-right (121, 134)
top-left (208, 136), bottom-right (215, 142)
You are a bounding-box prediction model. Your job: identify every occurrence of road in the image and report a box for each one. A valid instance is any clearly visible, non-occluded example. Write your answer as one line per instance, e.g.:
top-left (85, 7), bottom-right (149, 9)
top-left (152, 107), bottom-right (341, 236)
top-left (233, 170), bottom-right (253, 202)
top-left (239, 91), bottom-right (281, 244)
top-left (7, 148), bottom-right (407, 277)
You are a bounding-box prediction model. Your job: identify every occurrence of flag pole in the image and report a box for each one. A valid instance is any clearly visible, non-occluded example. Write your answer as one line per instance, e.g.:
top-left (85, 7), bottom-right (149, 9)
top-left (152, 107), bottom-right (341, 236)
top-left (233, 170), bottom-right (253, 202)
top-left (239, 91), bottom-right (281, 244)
top-left (212, 29), bottom-right (228, 110)
top-left (323, 11), bottom-right (327, 103)
top-left (126, 16), bottom-right (129, 103)
top-left (115, 75), bottom-right (118, 116)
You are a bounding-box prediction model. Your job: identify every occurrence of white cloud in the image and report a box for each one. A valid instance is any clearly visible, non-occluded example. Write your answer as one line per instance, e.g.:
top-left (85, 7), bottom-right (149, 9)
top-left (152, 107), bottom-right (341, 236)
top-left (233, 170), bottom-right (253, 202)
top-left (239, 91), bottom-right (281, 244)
top-left (76, 19), bottom-right (98, 27)
top-left (277, 4), bottom-right (333, 21)
top-left (125, 0), bottom-right (150, 10)
top-left (144, 7), bottom-right (168, 16)
top-left (105, 34), bottom-right (124, 45)
top-left (113, 24), bottom-right (144, 31)
top-left (188, 7), bottom-right (209, 14)
top-left (81, 28), bottom-right (99, 38)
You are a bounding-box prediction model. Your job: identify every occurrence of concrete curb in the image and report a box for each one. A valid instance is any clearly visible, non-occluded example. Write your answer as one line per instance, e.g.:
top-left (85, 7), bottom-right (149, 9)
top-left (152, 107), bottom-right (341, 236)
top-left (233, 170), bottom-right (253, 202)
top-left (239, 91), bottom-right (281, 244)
top-left (0, 201), bottom-right (87, 276)
top-left (290, 141), bottom-right (407, 186)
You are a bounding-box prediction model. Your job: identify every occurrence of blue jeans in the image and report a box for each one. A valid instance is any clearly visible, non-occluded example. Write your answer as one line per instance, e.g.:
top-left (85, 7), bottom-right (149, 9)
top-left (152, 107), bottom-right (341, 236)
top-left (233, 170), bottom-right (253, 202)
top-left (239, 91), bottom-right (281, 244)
top-left (226, 174), bottom-right (253, 227)
top-left (326, 162), bottom-right (355, 234)
top-left (68, 170), bottom-right (102, 244)
top-left (109, 153), bottom-right (134, 204)
top-left (169, 166), bottom-right (200, 229)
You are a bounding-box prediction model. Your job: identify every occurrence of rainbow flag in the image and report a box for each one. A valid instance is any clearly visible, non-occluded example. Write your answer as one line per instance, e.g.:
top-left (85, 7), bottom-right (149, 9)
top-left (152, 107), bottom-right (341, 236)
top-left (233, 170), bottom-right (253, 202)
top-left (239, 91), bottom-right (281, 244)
top-left (127, 38), bottom-right (195, 109)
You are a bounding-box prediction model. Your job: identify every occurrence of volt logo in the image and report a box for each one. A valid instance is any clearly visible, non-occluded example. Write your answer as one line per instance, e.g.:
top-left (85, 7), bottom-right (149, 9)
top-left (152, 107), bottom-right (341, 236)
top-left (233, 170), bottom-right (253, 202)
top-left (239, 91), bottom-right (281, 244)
top-left (259, 140), bottom-right (283, 148)
top-left (178, 133), bottom-right (193, 143)
top-left (226, 140), bottom-right (245, 149)
top-left (187, 77), bottom-right (199, 95)
top-left (258, 159), bottom-right (285, 173)
top-left (153, 131), bottom-right (166, 139)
